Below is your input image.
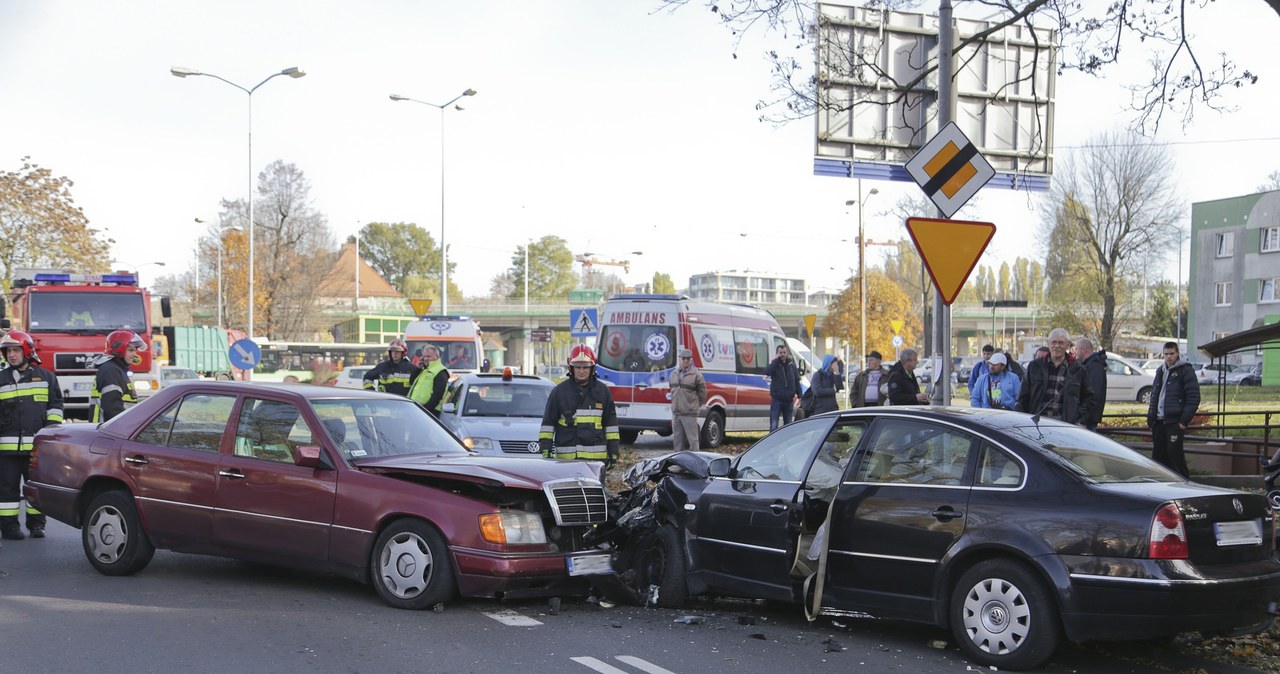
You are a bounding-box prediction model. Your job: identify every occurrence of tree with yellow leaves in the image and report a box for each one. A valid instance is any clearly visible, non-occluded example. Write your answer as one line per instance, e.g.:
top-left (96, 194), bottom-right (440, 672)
top-left (0, 157), bottom-right (111, 287)
top-left (823, 271), bottom-right (921, 360)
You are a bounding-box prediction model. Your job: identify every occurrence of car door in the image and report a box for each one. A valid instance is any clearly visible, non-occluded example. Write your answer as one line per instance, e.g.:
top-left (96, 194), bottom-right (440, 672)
top-left (823, 417), bottom-right (976, 621)
top-left (213, 396), bottom-right (338, 562)
top-left (689, 416), bottom-right (834, 600)
top-left (1105, 357), bottom-right (1144, 402)
top-left (120, 392), bottom-right (235, 548)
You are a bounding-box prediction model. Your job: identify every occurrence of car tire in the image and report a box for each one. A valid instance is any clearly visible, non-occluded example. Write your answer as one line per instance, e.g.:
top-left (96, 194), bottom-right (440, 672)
top-left (82, 490), bottom-right (155, 576)
top-left (371, 519), bottom-right (457, 610)
top-left (950, 559), bottom-right (1060, 671)
top-left (1137, 387), bottom-right (1152, 404)
top-left (639, 526), bottom-right (687, 608)
top-left (700, 409), bottom-right (725, 449)
top-left (619, 429), bottom-right (640, 445)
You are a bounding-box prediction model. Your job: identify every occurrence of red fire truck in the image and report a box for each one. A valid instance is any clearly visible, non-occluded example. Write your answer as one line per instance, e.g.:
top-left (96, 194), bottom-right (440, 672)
top-left (1, 270), bottom-right (169, 419)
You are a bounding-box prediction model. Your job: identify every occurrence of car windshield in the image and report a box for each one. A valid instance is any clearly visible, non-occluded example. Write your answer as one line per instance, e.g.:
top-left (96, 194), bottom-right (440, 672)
top-left (462, 383), bottom-right (549, 418)
top-left (162, 368), bottom-right (198, 381)
top-left (311, 398), bottom-right (467, 462)
top-left (1005, 424), bottom-right (1182, 483)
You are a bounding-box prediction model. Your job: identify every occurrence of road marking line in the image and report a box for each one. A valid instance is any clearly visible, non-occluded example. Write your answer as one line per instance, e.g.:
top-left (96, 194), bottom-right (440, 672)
top-left (615, 655), bottom-right (678, 674)
top-left (480, 609), bottom-right (542, 626)
top-left (571, 657), bottom-right (630, 673)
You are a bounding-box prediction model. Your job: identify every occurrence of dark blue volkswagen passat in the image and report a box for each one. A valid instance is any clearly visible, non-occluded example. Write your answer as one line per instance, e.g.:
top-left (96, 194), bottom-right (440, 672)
top-left (617, 407), bottom-right (1280, 671)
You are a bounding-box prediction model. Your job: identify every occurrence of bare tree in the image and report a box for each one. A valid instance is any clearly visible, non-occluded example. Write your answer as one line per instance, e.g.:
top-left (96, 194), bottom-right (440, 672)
top-left (1039, 130), bottom-right (1182, 349)
top-left (1258, 170), bottom-right (1280, 192)
top-left (661, 0), bottom-right (1273, 134)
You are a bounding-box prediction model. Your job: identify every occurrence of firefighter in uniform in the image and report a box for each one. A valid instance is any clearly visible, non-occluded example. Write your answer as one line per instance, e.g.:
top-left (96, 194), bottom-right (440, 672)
top-left (539, 345), bottom-right (619, 467)
top-left (0, 330), bottom-right (64, 540)
top-left (362, 338), bottom-right (420, 396)
top-left (408, 344), bottom-right (450, 417)
top-left (92, 330), bottom-right (147, 423)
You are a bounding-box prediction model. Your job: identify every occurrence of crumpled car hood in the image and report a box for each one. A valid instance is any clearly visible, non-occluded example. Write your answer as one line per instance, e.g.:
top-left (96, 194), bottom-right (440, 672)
top-left (354, 453), bottom-right (601, 489)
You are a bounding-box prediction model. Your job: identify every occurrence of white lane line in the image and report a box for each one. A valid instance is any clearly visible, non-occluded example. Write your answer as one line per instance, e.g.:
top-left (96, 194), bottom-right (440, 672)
top-left (614, 655), bottom-right (678, 674)
top-left (480, 609), bottom-right (543, 626)
top-left (570, 657), bottom-right (630, 674)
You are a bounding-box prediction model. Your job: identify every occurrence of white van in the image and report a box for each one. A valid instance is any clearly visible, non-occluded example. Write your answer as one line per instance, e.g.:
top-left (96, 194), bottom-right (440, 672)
top-left (403, 316), bottom-right (485, 376)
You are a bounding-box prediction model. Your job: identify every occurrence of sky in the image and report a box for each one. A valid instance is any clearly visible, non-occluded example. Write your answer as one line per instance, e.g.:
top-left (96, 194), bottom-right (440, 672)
top-left (2, 0), bottom-right (1278, 300)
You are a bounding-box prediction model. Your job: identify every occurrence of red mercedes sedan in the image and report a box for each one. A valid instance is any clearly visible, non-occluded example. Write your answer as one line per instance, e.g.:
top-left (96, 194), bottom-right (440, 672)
top-left (26, 382), bottom-right (610, 609)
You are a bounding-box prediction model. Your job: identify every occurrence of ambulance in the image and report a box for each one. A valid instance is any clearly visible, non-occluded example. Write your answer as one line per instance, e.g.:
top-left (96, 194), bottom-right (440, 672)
top-left (403, 315), bottom-right (485, 376)
top-left (594, 294), bottom-right (789, 448)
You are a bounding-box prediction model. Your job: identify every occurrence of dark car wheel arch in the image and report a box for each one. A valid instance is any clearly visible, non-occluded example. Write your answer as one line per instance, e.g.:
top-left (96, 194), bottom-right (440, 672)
top-left (949, 557), bottom-right (1063, 670)
top-left (933, 547), bottom-right (1067, 631)
top-left (74, 477), bottom-right (136, 528)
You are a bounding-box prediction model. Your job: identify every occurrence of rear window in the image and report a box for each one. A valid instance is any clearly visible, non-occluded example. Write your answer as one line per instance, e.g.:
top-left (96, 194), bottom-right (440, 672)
top-left (461, 383), bottom-right (549, 417)
top-left (598, 325), bottom-right (677, 372)
top-left (1005, 425), bottom-right (1182, 483)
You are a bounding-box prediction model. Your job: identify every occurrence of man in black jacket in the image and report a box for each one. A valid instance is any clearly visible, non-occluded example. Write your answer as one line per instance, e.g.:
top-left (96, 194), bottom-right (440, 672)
top-left (885, 348), bottom-right (929, 406)
top-left (363, 338), bottom-right (420, 397)
top-left (0, 330), bottom-right (63, 540)
top-left (1074, 338), bottom-right (1108, 431)
top-left (1017, 328), bottom-right (1096, 424)
top-left (1147, 342), bottom-right (1201, 477)
top-left (92, 330), bottom-right (146, 423)
top-left (763, 344), bottom-right (800, 430)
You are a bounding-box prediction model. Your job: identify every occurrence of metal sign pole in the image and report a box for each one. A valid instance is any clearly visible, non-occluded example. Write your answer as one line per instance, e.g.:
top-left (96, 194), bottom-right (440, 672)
top-left (932, 0), bottom-right (955, 406)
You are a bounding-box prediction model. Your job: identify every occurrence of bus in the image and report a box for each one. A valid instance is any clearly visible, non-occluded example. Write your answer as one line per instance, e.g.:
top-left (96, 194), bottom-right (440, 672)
top-left (403, 316), bottom-right (485, 376)
top-left (594, 294), bottom-right (791, 449)
top-left (254, 341), bottom-right (386, 384)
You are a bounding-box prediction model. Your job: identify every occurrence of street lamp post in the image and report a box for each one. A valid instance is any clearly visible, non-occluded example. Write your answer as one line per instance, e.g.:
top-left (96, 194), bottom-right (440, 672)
top-left (172, 65), bottom-right (306, 342)
top-left (196, 218), bottom-right (243, 327)
top-left (390, 88), bottom-right (477, 315)
top-left (846, 181), bottom-right (879, 366)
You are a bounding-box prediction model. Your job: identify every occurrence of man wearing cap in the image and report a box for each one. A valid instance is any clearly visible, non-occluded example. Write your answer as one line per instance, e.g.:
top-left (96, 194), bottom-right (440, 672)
top-left (967, 344), bottom-right (995, 392)
top-left (668, 348), bottom-right (707, 452)
top-left (850, 351), bottom-right (888, 407)
top-left (970, 353), bottom-right (1021, 410)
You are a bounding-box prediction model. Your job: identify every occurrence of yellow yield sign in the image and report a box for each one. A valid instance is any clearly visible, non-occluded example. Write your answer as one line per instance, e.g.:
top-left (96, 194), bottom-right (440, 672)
top-left (906, 217), bottom-right (997, 306)
top-left (890, 320), bottom-right (904, 334)
top-left (804, 314), bottom-right (817, 337)
top-left (408, 298), bottom-right (434, 316)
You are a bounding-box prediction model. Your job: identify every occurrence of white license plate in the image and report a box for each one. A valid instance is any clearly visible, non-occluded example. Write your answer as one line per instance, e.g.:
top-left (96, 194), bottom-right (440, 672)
top-left (566, 553), bottom-right (612, 576)
top-left (615, 405), bottom-right (628, 417)
top-left (1214, 519), bottom-right (1263, 547)
top-left (74, 382), bottom-right (92, 391)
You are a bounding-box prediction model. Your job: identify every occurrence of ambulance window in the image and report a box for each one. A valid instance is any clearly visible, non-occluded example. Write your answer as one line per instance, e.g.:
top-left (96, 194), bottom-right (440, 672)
top-left (734, 329), bottom-right (771, 375)
top-left (598, 325), bottom-right (676, 372)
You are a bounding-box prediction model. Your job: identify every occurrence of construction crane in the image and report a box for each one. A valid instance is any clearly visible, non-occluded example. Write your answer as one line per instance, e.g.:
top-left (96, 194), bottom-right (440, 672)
top-left (575, 252), bottom-right (631, 273)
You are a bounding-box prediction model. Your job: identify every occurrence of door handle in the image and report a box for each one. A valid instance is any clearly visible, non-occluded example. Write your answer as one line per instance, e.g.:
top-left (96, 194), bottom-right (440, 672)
top-left (124, 455), bottom-right (149, 465)
top-left (931, 507), bottom-right (963, 521)
top-left (770, 502), bottom-right (788, 515)
top-left (218, 469), bottom-right (246, 479)
top-left (636, 381), bottom-right (649, 390)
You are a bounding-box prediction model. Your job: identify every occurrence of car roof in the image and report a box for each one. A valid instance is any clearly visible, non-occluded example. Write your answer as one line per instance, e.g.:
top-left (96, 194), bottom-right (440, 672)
top-left (823, 405), bottom-right (1078, 432)
top-left (454, 373), bottom-right (553, 387)
top-left (157, 380), bottom-right (397, 399)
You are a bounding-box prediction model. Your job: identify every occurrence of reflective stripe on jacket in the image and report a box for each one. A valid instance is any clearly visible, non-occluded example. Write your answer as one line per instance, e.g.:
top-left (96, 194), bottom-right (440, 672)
top-left (539, 376), bottom-right (619, 461)
top-left (0, 364), bottom-right (65, 452)
top-left (92, 358), bottom-right (137, 423)
top-left (363, 358), bottom-right (421, 397)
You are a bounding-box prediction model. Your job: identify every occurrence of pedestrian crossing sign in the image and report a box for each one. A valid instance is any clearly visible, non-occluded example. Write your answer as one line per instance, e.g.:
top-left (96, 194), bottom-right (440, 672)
top-left (569, 308), bottom-right (598, 337)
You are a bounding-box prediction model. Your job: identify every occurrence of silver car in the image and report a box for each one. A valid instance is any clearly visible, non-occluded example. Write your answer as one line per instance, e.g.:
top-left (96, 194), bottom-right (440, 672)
top-left (439, 372), bottom-right (554, 457)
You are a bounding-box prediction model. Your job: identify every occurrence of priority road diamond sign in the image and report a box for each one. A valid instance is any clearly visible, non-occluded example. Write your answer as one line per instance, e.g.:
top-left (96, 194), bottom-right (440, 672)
top-left (905, 122), bottom-right (995, 218)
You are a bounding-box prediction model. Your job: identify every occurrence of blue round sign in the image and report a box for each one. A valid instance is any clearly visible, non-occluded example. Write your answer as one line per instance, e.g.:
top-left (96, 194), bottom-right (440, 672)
top-left (228, 339), bottom-right (262, 370)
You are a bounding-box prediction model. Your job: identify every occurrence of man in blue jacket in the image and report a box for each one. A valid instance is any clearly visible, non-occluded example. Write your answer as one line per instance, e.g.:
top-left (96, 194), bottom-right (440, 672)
top-left (970, 353), bottom-right (1020, 410)
top-left (1146, 342), bottom-right (1201, 477)
top-left (763, 344), bottom-right (799, 430)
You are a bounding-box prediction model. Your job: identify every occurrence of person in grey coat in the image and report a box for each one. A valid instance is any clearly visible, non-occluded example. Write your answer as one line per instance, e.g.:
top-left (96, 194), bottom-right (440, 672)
top-left (669, 348), bottom-right (707, 452)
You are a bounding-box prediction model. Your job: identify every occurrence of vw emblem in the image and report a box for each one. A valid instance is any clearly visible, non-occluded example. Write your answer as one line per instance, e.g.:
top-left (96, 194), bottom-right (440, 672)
top-left (527, 441), bottom-right (540, 453)
top-left (1233, 498), bottom-right (1244, 515)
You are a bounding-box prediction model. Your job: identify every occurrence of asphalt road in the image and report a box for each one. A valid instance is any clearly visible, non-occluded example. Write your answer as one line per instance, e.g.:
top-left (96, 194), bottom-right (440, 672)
top-left (1, 520), bottom-right (1269, 673)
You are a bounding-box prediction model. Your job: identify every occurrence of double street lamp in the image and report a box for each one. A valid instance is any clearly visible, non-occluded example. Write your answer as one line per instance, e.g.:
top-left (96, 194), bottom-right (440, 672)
top-left (390, 88), bottom-right (477, 315)
top-left (171, 65), bottom-right (306, 341)
top-left (846, 182), bottom-right (879, 367)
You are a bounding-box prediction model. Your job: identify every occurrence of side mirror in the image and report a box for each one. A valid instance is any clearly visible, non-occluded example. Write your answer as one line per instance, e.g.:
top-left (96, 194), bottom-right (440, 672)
top-left (708, 457), bottom-right (731, 478)
top-left (160, 296), bottom-right (172, 319)
top-left (295, 445), bottom-right (325, 469)
top-left (0, 298), bottom-right (6, 319)
top-left (442, 402), bottom-right (456, 413)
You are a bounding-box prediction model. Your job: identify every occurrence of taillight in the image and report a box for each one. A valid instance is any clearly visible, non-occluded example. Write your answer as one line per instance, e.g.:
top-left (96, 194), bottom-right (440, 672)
top-left (1149, 503), bottom-right (1189, 559)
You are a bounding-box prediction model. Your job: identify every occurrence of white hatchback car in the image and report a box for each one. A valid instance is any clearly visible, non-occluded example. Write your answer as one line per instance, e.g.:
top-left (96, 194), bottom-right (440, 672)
top-left (333, 365), bottom-right (374, 389)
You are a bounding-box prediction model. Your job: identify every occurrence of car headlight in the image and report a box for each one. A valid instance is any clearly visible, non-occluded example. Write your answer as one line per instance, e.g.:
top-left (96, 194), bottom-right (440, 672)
top-left (463, 437), bottom-right (494, 450)
top-left (479, 511), bottom-right (547, 545)
top-left (134, 380), bottom-right (155, 391)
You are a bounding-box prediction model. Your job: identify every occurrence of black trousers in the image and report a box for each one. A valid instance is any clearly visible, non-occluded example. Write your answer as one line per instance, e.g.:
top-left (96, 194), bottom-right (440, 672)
top-left (0, 454), bottom-right (44, 529)
top-left (1151, 421), bottom-right (1189, 478)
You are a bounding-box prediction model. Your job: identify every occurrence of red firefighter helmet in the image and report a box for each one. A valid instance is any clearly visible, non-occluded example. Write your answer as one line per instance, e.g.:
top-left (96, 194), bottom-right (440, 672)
top-left (0, 329), bottom-right (40, 364)
top-left (567, 345), bottom-right (597, 367)
top-left (388, 338), bottom-right (408, 355)
top-left (105, 330), bottom-right (148, 361)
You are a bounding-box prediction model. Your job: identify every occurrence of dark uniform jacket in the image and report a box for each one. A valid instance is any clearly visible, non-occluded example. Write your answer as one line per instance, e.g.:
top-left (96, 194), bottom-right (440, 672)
top-left (539, 375), bottom-right (619, 463)
top-left (0, 364), bottom-right (64, 453)
top-left (1080, 350), bottom-right (1109, 428)
top-left (93, 357), bottom-right (137, 422)
top-left (363, 358), bottom-right (421, 397)
top-left (1147, 359), bottom-right (1201, 427)
top-left (1017, 356), bottom-right (1096, 424)
top-left (763, 357), bottom-right (799, 400)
